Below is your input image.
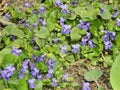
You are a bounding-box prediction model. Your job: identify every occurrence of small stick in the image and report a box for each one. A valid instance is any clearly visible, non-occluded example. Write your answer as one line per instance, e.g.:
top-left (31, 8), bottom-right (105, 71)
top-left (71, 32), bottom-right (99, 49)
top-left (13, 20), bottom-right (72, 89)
top-left (0, 18), bottom-right (12, 25)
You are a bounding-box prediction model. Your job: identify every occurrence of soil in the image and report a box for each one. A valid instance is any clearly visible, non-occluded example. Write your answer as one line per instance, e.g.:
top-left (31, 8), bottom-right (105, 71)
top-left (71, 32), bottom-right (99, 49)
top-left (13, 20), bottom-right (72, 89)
top-left (0, 0), bottom-right (113, 90)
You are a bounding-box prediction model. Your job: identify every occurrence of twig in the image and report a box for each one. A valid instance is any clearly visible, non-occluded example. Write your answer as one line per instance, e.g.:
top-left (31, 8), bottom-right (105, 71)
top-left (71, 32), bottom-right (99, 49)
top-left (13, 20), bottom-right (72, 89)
top-left (0, 8), bottom-right (4, 11)
top-left (0, 18), bottom-right (12, 25)
top-left (95, 80), bottom-right (100, 87)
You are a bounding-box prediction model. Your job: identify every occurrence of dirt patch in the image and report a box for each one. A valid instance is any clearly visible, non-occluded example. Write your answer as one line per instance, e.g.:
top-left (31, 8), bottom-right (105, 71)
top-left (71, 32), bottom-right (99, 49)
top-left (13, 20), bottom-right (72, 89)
top-left (66, 59), bottom-right (112, 90)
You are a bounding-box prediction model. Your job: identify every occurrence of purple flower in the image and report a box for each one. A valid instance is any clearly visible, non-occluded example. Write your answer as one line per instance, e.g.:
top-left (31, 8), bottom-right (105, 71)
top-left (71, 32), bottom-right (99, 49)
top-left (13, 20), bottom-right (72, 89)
top-left (71, 0), bottom-right (78, 6)
top-left (37, 74), bottom-right (43, 80)
top-left (88, 40), bottom-right (95, 48)
top-left (53, 38), bottom-right (58, 44)
top-left (46, 73), bottom-right (53, 79)
top-left (62, 73), bottom-right (68, 81)
top-left (112, 11), bottom-right (119, 18)
top-left (30, 63), bottom-right (39, 78)
top-left (104, 41), bottom-right (112, 50)
top-left (48, 69), bottom-right (54, 74)
top-left (60, 4), bottom-right (68, 14)
top-left (109, 32), bottom-right (116, 40)
top-left (37, 54), bottom-right (46, 62)
top-left (103, 30), bottom-right (115, 50)
top-left (24, 2), bottom-right (31, 8)
top-left (24, 22), bottom-right (30, 29)
top-left (52, 78), bottom-right (58, 87)
top-left (46, 59), bottom-right (55, 79)
top-left (11, 46), bottom-right (22, 56)
top-left (0, 64), bottom-right (15, 79)
top-left (28, 79), bottom-right (36, 89)
top-left (19, 19), bottom-right (25, 25)
top-left (48, 59), bottom-right (55, 67)
top-left (32, 9), bottom-right (37, 14)
top-left (60, 45), bottom-right (68, 54)
top-left (72, 44), bottom-right (80, 53)
top-left (61, 25), bottom-right (71, 34)
top-left (18, 73), bottom-right (24, 79)
top-left (40, 6), bottom-right (46, 14)
top-left (4, 13), bottom-right (11, 21)
top-left (41, 20), bottom-right (46, 26)
top-left (10, 35), bottom-right (17, 41)
top-left (59, 17), bottom-right (65, 26)
top-left (32, 22), bottom-right (38, 27)
top-left (80, 36), bottom-right (89, 46)
top-left (33, 45), bottom-right (39, 50)
top-left (78, 20), bottom-right (90, 31)
top-left (82, 82), bottom-right (91, 90)
top-left (55, 0), bottom-right (62, 7)
top-left (116, 18), bottom-right (120, 26)
top-left (100, 8), bottom-right (105, 14)
top-left (38, 18), bottom-right (46, 26)
top-left (18, 60), bottom-right (29, 79)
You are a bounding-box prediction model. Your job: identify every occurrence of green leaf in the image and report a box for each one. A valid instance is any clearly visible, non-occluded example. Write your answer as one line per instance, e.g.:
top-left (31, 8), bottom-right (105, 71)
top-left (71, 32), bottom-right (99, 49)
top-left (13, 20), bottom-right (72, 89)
top-left (110, 54), bottom-right (120, 90)
top-left (84, 69), bottom-right (103, 81)
top-left (0, 80), bottom-right (5, 90)
top-left (103, 55), bottom-right (113, 67)
top-left (35, 27), bottom-right (50, 38)
top-left (66, 54), bottom-right (75, 63)
top-left (100, 8), bottom-right (112, 20)
top-left (71, 82), bottom-right (79, 87)
top-left (36, 62), bottom-right (48, 73)
top-left (17, 79), bottom-right (28, 90)
top-left (0, 48), bottom-right (11, 65)
top-left (115, 32), bottom-right (120, 47)
top-left (26, 14), bottom-right (38, 23)
top-left (70, 27), bottom-right (81, 41)
top-left (35, 80), bottom-right (43, 90)
top-left (98, 86), bottom-right (104, 90)
top-left (2, 54), bottom-right (17, 68)
top-left (74, 6), bottom-right (99, 21)
top-left (2, 24), bottom-right (24, 38)
top-left (47, 21), bottom-right (55, 32)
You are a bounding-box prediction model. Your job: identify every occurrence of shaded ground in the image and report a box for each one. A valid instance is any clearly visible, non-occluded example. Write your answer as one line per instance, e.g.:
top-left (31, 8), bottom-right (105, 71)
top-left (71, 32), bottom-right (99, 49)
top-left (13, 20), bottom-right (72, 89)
top-left (66, 59), bottom-right (112, 90)
top-left (0, 0), bottom-right (113, 90)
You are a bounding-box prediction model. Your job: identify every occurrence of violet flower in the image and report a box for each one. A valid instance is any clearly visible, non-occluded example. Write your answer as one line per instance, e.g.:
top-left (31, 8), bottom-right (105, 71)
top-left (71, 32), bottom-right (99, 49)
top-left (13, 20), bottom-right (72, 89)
top-left (71, 44), bottom-right (80, 54)
top-left (78, 20), bottom-right (90, 31)
top-left (88, 40), bottom-right (95, 49)
top-left (18, 60), bottom-right (29, 79)
top-left (40, 6), bottom-right (46, 14)
top-left (4, 13), bottom-right (11, 21)
top-left (60, 45), bottom-right (68, 54)
top-left (55, 0), bottom-right (62, 7)
top-left (116, 18), bottom-right (120, 26)
top-left (11, 46), bottom-right (22, 56)
top-left (60, 4), bottom-right (68, 14)
top-left (59, 17), bottom-right (65, 26)
top-left (0, 64), bottom-right (15, 79)
top-left (28, 79), bottom-right (36, 89)
top-left (61, 25), bottom-right (71, 34)
top-left (52, 78), bottom-right (58, 87)
top-left (62, 73), bottom-right (68, 82)
top-left (112, 11), bottom-right (119, 18)
top-left (37, 54), bottom-right (46, 62)
top-left (30, 63), bottom-right (39, 78)
top-left (82, 81), bottom-right (91, 90)
top-left (100, 8), bottom-right (105, 14)
top-left (24, 2), bottom-right (31, 8)
top-left (103, 30), bottom-right (116, 50)
top-left (53, 38), bottom-right (58, 44)
top-left (32, 9), bottom-right (37, 14)
top-left (46, 59), bottom-right (55, 79)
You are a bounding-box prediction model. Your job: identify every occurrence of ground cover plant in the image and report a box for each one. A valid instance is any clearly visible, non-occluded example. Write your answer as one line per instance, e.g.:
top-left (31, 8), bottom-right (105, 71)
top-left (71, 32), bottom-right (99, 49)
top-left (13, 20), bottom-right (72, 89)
top-left (0, 0), bottom-right (120, 90)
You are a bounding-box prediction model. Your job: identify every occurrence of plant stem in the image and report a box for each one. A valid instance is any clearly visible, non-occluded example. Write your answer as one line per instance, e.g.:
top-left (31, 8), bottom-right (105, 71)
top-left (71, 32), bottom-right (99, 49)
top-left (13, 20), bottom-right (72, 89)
top-left (94, 80), bottom-right (100, 87)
